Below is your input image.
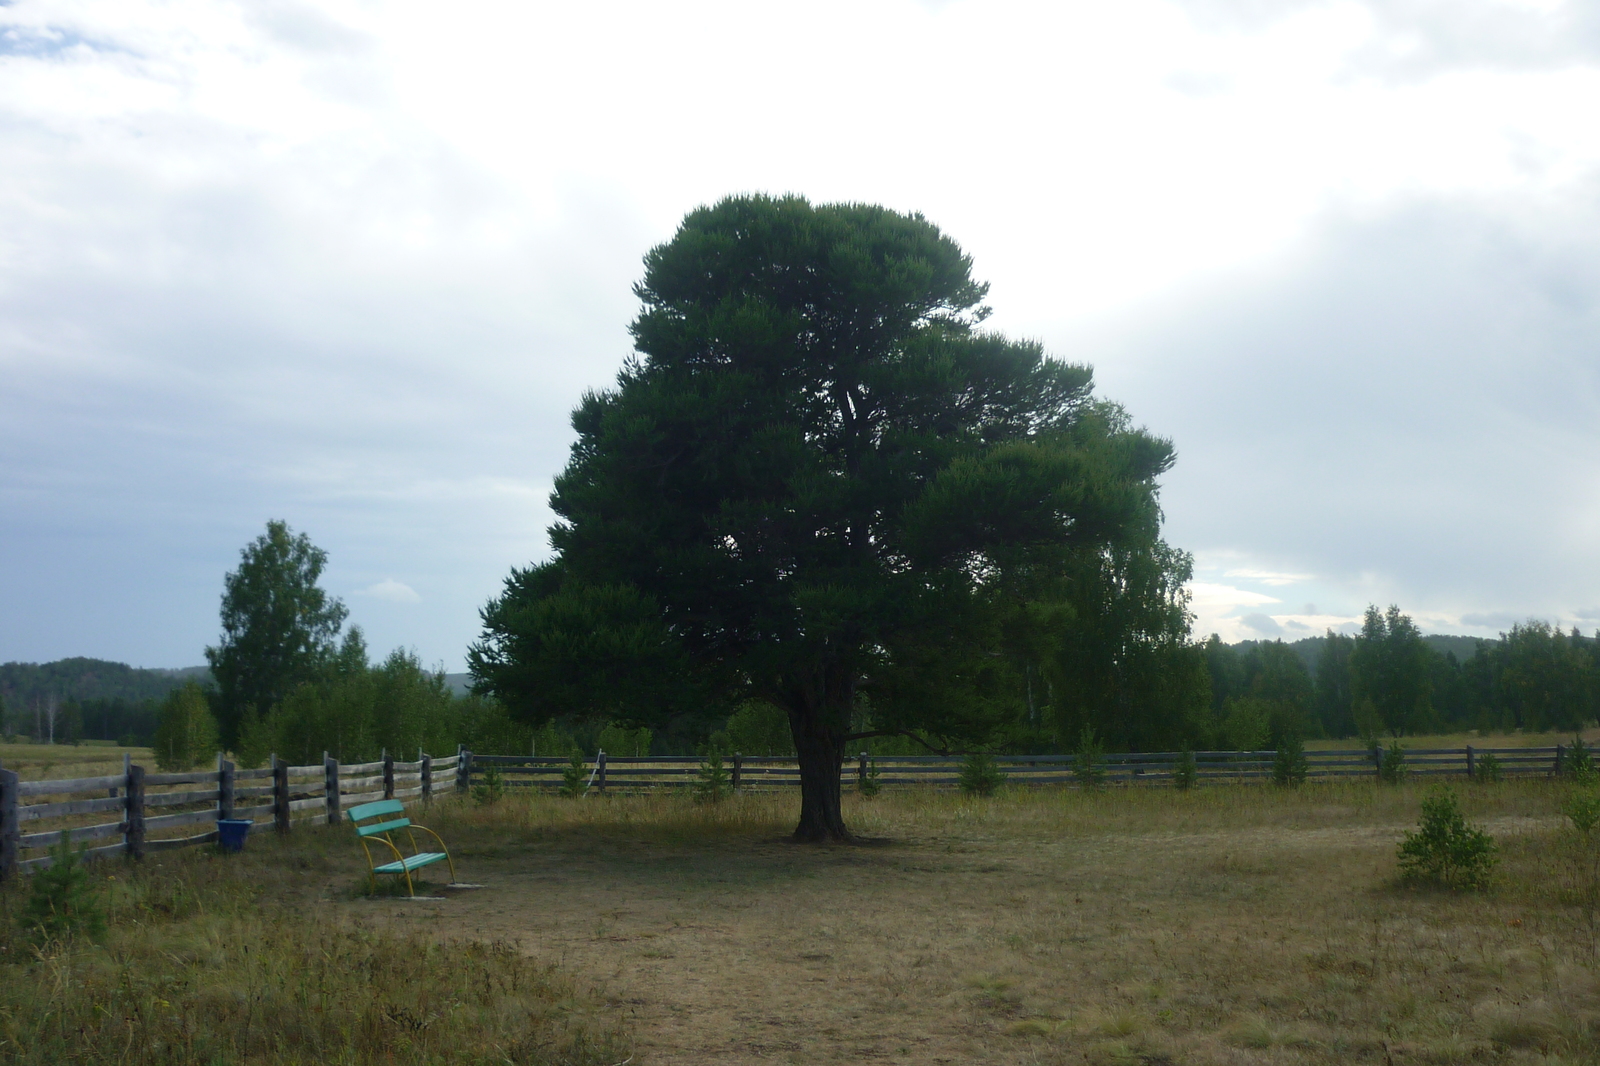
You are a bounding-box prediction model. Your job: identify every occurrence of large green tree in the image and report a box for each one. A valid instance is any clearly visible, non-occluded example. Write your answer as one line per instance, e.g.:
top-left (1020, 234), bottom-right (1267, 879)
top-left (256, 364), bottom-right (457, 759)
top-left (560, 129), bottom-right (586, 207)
top-left (1349, 604), bottom-right (1431, 737)
top-left (206, 520), bottom-right (348, 746)
top-left (471, 195), bottom-right (1183, 840)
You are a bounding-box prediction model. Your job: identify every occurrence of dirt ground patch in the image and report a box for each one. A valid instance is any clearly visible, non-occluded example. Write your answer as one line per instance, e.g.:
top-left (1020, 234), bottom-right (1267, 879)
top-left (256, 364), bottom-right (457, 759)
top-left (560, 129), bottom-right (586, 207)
top-left (327, 783), bottom-right (1600, 1064)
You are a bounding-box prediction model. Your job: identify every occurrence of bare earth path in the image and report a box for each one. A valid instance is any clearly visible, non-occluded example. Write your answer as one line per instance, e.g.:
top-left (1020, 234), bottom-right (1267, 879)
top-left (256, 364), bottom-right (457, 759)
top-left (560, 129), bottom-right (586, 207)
top-left (338, 789), bottom-right (1599, 1065)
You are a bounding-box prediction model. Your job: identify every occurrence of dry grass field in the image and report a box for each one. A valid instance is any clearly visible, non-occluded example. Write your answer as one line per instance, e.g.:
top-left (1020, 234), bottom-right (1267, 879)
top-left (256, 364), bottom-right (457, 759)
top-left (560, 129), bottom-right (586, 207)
top-left (357, 781), bottom-right (1600, 1065)
top-left (0, 740), bottom-right (150, 779)
top-left (7, 770), bottom-right (1600, 1064)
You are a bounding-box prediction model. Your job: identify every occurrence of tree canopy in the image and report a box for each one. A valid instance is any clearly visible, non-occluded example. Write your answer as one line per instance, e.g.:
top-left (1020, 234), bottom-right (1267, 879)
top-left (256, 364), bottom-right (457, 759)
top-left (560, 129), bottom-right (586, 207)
top-left (471, 195), bottom-right (1191, 839)
top-left (206, 520), bottom-right (348, 746)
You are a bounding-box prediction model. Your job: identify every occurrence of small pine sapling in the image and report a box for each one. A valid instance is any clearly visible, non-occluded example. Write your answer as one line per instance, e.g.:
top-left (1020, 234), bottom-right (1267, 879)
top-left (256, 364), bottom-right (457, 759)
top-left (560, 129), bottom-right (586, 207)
top-left (1565, 736), bottom-right (1596, 783)
top-left (24, 832), bottom-right (107, 943)
top-left (1172, 747), bottom-right (1198, 791)
top-left (1397, 787), bottom-right (1497, 889)
top-left (859, 756), bottom-right (882, 798)
top-left (1272, 734), bottom-right (1309, 787)
top-left (559, 751), bottom-right (589, 798)
top-left (694, 750), bottom-right (731, 803)
top-left (958, 752), bottom-right (1004, 797)
top-left (1074, 725), bottom-right (1106, 791)
top-left (1474, 751), bottom-right (1502, 783)
top-left (472, 764), bottom-right (505, 806)
top-left (1379, 742), bottom-right (1407, 784)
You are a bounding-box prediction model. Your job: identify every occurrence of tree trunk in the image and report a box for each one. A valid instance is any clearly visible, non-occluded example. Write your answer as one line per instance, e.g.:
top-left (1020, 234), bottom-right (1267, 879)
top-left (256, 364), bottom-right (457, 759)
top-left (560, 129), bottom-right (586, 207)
top-left (789, 702), bottom-right (850, 842)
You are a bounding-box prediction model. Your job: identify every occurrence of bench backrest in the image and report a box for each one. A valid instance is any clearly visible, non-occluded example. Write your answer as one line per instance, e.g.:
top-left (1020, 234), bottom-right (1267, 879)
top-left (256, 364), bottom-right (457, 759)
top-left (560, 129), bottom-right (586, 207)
top-left (349, 798), bottom-right (410, 837)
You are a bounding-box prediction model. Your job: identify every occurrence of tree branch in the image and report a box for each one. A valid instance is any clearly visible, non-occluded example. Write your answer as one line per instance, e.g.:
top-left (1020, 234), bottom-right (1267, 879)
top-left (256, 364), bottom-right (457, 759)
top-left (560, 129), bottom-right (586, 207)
top-left (837, 729), bottom-right (958, 756)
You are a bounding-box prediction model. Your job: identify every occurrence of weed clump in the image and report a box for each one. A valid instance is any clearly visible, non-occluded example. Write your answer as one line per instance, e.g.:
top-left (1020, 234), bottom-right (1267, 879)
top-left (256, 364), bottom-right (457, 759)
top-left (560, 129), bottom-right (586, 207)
top-left (1475, 750), bottom-right (1502, 783)
top-left (859, 755), bottom-right (882, 798)
top-left (1379, 742), bottom-right (1407, 784)
top-left (959, 752), bottom-right (1005, 797)
top-left (1398, 787), bottom-right (1496, 889)
top-left (22, 833), bottom-right (106, 943)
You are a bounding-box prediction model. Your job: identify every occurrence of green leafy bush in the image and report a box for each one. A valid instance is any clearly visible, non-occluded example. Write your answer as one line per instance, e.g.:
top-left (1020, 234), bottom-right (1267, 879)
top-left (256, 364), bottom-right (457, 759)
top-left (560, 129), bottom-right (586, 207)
top-left (1379, 742), bottom-right (1407, 784)
top-left (596, 722), bottom-right (653, 757)
top-left (560, 751), bottom-right (589, 798)
top-left (693, 750), bottom-right (731, 803)
top-left (959, 752), bottom-right (1005, 797)
top-left (1397, 787), bottom-right (1497, 889)
top-left (1172, 747), bottom-right (1197, 790)
top-left (1271, 734), bottom-right (1308, 786)
top-left (1073, 725), bottom-right (1106, 791)
top-left (23, 833), bottom-right (106, 943)
top-left (472, 764), bottom-right (505, 806)
top-left (1474, 750), bottom-right (1502, 783)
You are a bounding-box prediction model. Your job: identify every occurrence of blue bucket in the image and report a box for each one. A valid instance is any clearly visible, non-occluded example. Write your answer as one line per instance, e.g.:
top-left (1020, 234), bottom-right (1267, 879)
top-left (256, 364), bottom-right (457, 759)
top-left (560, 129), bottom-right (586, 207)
top-left (216, 818), bottom-right (253, 853)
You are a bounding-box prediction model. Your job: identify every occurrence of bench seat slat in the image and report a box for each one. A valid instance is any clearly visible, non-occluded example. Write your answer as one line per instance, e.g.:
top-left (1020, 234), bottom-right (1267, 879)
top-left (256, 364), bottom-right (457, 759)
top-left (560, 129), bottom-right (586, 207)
top-left (358, 818), bottom-right (412, 837)
top-left (373, 852), bottom-right (447, 874)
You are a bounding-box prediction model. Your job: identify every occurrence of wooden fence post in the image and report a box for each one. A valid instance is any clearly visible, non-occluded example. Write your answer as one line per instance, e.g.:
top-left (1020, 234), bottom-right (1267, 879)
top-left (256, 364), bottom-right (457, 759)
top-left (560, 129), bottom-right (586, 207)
top-left (731, 753), bottom-right (742, 793)
top-left (325, 752), bottom-right (342, 824)
top-left (421, 750), bottom-right (432, 803)
top-left (1557, 744), bottom-right (1565, 778)
top-left (272, 754), bottom-right (290, 833)
top-left (383, 749), bottom-right (395, 800)
top-left (456, 748), bottom-right (471, 793)
top-left (1373, 747), bottom-right (1382, 779)
top-left (124, 764), bottom-right (145, 860)
top-left (596, 750), bottom-right (607, 793)
top-left (0, 765), bottom-right (18, 882)
top-left (218, 754), bottom-right (235, 822)
top-left (858, 751), bottom-right (868, 790)
top-left (1465, 745), bottom-right (1474, 780)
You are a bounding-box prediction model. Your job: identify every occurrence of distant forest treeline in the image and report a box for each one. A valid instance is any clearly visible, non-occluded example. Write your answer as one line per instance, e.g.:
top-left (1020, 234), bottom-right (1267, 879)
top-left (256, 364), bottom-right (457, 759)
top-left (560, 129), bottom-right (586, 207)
top-left (1207, 611), bottom-right (1600, 746)
top-left (5, 611), bottom-right (1598, 753)
top-left (0, 658), bottom-right (208, 745)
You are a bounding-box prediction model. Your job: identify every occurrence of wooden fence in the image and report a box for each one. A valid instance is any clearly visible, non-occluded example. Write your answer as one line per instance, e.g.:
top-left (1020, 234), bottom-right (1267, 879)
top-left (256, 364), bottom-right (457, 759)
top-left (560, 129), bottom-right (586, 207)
top-left (0, 750), bottom-right (460, 879)
top-left (461, 744), bottom-right (1580, 793)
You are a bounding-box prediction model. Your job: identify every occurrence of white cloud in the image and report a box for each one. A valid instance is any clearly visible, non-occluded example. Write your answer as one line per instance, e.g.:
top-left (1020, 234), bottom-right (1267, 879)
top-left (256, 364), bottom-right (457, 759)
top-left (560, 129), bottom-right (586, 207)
top-left (354, 579), bottom-right (420, 605)
top-left (1, 0), bottom-right (1598, 667)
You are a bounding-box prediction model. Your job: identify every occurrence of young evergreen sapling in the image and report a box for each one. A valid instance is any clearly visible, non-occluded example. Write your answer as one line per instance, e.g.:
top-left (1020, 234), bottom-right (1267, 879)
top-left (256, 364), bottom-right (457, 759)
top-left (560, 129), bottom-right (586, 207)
top-left (24, 832), bottom-right (107, 943)
top-left (958, 752), bottom-right (1004, 797)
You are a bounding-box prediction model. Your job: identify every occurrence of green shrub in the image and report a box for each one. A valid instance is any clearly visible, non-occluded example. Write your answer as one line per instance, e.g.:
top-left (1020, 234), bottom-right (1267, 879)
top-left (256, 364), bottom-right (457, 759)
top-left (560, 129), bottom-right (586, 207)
top-left (1073, 725), bottom-right (1106, 791)
top-left (859, 755), bottom-right (882, 797)
top-left (693, 750), bottom-right (731, 803)
top-left (1474, 750), bottom-right (1502, 783)
top-left (472, 764), bottom-right (505, 806)
top-left (23, 833), bottom-right (106, 943)
top-left (1397, 787), bottom-right (1497, 889)
top-left (1379, 742), bottom-right (1407, 784)
top-left (1172, 747), bottom-right (1198, 791)
top-left (560, 751), bottom-right (589, 798)
top-left (1566, 790), bottom-right (1600, 836)
top-left (958, 752), bottom-right (1005, 797)
top-left (1564, 736), bottom-right (1596, 783)
top-left (1271, 734), bottom-right (1309, 786)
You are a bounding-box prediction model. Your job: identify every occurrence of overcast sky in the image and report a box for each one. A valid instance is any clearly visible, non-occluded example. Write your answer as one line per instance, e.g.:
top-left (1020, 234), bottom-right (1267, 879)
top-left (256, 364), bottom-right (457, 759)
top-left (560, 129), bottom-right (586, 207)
top-left (3, 0), bottom-right (1598, 671)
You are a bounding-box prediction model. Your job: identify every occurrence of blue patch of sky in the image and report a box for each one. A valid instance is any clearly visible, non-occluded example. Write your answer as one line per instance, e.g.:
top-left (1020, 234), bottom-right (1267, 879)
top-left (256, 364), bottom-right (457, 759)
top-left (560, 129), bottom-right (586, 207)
top-left (0, 25), bottom-right (107, 59)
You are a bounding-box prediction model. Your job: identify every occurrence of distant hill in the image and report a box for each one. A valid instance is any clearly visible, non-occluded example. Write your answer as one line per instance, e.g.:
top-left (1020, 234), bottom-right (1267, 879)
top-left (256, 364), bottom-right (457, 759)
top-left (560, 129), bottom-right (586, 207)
top-left (0, 658), bottom-right (208, 720)
top-left (1230, 634), bottom-right (1486, 674)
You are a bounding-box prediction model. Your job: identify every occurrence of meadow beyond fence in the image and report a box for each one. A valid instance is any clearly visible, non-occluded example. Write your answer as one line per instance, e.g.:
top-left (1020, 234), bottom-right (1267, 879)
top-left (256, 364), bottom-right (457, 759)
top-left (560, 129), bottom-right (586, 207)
top-left (461, 743), bottom-right (1579, 792)
top-left (0, 750), bottom-right (460, 877)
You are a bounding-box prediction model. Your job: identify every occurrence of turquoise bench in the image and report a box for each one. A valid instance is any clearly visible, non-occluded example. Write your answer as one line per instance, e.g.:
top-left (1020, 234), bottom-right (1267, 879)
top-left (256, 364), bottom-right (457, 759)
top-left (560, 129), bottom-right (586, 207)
top-left (349, 798), bottom-right (457, 897)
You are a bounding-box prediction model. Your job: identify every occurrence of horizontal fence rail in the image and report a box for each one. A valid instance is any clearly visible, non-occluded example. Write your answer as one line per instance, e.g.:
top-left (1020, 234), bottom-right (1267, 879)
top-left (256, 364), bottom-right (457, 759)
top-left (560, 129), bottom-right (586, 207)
top-left (460, 744), bottom-right (1582, 795)
top-left (0, 748), bottom-right (461, 879)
